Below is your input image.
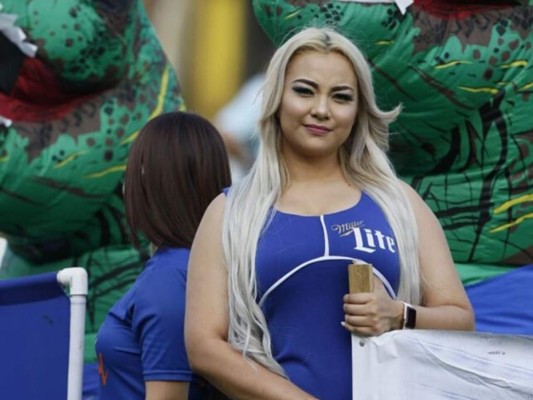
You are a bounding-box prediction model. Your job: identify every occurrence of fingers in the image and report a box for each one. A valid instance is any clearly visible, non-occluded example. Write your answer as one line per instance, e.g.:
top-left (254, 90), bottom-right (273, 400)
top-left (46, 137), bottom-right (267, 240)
top-left (343, 302), bottom-right (388, 336)
top-left (343, 300), bottom-right (377, 316)
top-left (341, 321), bottom-right (387, 336)
top-left (342, 288), bottom-right (399, 335)
top-left (343, 293), bottom-right (372, 304)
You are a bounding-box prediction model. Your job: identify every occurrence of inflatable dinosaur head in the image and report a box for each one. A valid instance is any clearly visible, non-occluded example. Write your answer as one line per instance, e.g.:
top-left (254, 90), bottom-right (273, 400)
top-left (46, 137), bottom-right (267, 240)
top-left (0, 0), bottom-right (183, 359)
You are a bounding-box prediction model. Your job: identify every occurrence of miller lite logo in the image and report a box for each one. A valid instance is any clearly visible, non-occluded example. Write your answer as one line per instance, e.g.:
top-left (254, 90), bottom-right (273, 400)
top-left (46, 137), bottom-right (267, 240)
top-left (332, 220), bottom-right (396, 254)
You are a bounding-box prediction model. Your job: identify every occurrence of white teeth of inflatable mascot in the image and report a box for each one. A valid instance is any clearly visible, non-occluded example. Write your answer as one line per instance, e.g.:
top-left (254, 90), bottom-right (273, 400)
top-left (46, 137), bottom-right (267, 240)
top-left (253, 0), bottom-right (532, 332)
top-left (0, 0), bottom-right (183, 367)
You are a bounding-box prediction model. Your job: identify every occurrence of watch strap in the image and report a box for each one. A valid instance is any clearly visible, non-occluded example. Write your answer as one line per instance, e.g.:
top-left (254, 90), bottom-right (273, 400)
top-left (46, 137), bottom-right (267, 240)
top-left (401, 301), bottom-right (416, 329)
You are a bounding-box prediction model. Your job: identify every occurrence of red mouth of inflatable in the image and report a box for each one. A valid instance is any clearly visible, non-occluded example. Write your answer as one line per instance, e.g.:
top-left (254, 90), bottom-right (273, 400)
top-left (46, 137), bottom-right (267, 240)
top-left (414, 0), bottom-right (523, 19)
top-left (0, 55), bottom-right (93, 123)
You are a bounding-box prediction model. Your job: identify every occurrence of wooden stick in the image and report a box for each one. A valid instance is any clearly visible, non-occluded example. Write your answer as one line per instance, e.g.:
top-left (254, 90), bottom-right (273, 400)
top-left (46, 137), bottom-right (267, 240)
top-left (348, 261), bottom-right (373, 400)
top-left (348, 262), bottom-right (373, 293)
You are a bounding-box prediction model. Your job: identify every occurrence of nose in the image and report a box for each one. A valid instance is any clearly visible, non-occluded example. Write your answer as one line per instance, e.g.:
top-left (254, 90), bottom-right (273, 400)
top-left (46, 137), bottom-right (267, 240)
top-left (311, 96), bottom-right (330, 120)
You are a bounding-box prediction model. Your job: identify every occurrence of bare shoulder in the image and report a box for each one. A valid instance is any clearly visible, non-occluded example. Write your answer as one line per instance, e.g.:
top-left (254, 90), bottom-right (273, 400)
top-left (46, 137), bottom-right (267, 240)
top-left (397, 180), bottom-right (448, 248)
top-left (398, 180), bottom-right (431, 214)
top-left (397, 180), bottom-right (446, 237)
top-left (193, 193), bottom-right (226, 239)
top-left (191, 193), bottom-right (227, 251)
top-left (398, 180), bottom-right (420, 201)
top-left (202, 192), bottom-right (227, 223)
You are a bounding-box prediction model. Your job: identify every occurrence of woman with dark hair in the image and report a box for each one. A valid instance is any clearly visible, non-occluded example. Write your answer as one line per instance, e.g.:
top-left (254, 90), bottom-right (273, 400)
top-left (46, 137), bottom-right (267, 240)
top-left (95, 111), bottom-right (231, 400)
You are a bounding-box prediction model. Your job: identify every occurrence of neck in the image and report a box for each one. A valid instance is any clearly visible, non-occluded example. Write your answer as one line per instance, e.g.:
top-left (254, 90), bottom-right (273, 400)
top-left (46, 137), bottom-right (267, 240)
top-left (283, 154), bottom-right (344, 184)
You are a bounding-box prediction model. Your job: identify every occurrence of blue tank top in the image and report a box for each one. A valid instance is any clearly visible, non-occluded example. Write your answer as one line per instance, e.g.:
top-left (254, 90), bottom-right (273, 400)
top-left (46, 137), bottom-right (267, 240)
top-left (255, 192), bottom-right (400, 400)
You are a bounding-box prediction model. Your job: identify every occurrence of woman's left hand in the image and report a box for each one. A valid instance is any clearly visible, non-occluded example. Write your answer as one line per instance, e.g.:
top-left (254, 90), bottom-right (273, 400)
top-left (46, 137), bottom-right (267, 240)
top-left (342, 277), bottom-right (404, 336)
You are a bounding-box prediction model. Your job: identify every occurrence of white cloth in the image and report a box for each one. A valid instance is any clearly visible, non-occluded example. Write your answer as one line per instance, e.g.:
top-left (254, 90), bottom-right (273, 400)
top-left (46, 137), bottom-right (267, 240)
top-left (352, 330), bottom-right (533, 399)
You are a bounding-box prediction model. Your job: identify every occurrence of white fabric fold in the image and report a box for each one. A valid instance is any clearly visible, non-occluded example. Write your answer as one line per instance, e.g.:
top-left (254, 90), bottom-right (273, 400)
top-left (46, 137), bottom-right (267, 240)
top-left (0, 3), bottom-right (37, 57)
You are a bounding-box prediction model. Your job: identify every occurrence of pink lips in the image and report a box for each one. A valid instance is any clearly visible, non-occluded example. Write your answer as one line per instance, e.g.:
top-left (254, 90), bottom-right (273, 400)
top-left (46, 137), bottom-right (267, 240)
top-left (305, 124), bottom-right (331, 135)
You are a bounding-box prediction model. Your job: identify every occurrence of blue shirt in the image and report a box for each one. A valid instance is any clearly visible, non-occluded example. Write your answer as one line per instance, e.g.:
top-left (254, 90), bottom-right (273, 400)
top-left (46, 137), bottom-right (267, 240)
top-left (256, 192), bottom-right (400, 400)
top-left (95, 247), bottom-right (210, 399)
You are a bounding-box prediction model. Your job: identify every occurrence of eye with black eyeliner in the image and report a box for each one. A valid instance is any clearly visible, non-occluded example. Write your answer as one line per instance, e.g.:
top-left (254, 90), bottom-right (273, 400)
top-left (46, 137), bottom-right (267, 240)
top-left (334, 93), bottom-right (354, 102)
top-left (292, 86), bottom-right (313, 96)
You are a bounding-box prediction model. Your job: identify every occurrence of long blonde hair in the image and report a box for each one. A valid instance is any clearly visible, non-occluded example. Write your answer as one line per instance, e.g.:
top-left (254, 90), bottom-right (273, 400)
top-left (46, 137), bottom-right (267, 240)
top-left (222, 26), bottom-right (420, 376)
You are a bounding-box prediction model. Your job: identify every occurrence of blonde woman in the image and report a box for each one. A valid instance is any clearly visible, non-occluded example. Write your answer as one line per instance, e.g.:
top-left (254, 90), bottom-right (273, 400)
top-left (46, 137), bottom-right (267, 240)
top-left (185, 27), bottom-right (474, 400)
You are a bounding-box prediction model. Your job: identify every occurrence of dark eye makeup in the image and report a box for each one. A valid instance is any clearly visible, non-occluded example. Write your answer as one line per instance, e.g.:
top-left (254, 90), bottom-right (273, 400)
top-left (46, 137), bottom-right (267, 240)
top-left (292, 86), bottom-right (313, 95)
top-left (291, 84), bottom-right (355, 102)
top-left (334, 93), bottom-right (354, 102)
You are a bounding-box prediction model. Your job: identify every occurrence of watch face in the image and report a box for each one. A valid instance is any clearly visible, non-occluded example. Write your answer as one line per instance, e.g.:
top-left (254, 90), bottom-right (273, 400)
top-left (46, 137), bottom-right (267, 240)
top-left (405, 304), bottom-right (417, 329)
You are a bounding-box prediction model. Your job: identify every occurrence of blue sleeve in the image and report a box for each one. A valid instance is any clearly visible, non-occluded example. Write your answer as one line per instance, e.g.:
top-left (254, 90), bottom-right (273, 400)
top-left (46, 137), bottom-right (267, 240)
top-left (131, 250), bottom-right (193, 382)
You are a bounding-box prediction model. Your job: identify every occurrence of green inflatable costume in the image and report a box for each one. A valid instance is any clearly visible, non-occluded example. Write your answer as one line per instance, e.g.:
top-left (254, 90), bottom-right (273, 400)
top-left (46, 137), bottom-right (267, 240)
top-left (253, 0), bottom-right (532, 283)
top-left (0, 0), bottom-right (184, 362)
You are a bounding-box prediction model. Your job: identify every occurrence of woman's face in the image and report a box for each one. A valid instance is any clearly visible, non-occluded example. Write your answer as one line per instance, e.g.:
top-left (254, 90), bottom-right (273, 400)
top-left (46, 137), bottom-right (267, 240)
top-left (278, 50), bottom-right (358, 161)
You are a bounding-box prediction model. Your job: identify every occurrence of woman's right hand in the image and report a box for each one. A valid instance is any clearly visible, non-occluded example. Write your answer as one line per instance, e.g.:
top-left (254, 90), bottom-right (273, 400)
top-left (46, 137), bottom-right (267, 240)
top-left (342, 276), bottom-right (404, 336)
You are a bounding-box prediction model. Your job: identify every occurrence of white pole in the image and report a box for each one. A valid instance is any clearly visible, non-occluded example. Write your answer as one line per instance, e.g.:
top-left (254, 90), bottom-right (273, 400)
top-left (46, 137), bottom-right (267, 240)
top-left (57, 267), bottom-right (88, 400)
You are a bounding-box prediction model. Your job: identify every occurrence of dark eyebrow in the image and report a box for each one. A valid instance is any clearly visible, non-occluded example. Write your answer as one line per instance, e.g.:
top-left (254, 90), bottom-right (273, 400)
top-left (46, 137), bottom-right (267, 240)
top-left (292, 79), bottom-right (354, 92)
top-left (331, 85), bottom-right (354, 92)
top-left (292, 78), bottom-right (318, 88)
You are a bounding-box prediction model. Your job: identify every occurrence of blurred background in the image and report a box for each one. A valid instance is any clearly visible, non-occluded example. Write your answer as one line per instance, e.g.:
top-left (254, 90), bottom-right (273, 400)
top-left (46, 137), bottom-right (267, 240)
top-left (143, 0), bottom-right (274, 120)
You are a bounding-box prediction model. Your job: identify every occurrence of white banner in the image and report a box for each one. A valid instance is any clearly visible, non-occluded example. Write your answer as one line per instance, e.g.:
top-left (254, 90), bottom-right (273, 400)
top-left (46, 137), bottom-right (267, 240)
top-left (352, 330), bottom-right (533, 400)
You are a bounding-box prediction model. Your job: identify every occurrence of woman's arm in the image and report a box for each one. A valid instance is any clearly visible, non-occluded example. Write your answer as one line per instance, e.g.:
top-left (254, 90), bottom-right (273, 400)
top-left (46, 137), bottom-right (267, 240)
top-left (185, 194), bottom-right (317, 400)
top-left (342, 183), bottom-right (475, 335)
top-left (402, 182), bottom-right (475, 331)
top-left (145, 381), bottom-right (188, 400)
